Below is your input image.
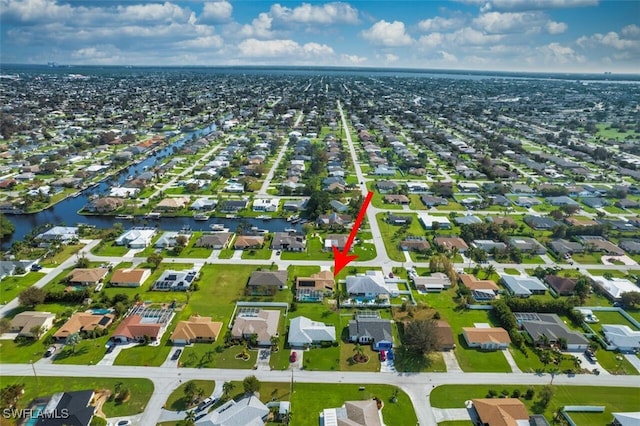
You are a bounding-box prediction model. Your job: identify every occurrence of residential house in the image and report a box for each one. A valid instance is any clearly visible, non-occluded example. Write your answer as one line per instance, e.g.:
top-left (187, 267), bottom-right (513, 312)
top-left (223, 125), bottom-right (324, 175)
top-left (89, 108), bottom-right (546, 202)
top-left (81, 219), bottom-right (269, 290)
top-left (591, 276), bottom-right (639, 301)
top-left (195, 395), bottom-right (269, 426)
top-left (373, 166), bottom-right (397, 176)
top-left (54, 313), bottom-right (115, 340)
top-left (413, 273), bottom-right (450, 293)
top-left (546, 196), bottom-right (580, 206)
top-left (115, 228), bottom-right (156, 248)
top-left (387, 214), bottom-right (412, 226)
top-left (110, 268), bottom-right (151, 287)
top-left (580, 236), bottom-right (625, 255)
top-left (376, 181), bottom-right (398, 193)
top-left (486, 217), bottom-right (517, 227)
top-left (329, 200), bottom-right (349, 212)
top-left (288, 316), bottom-right (336, 347)
top-left (565, 217), bottom-right (598, 227)
top-left (321, 400), bottom-right (381, 426)
top-left (348, 314), bottom-right (393, 351)
top-left (231, 309), bottom-right (280, 346)
top-left (296, 270), bottom-right (335, 296)
top-left (399, 236), bottom-right (430, 252)
top-left (620, 240), bottom-right (640, 254)
top-left (283, 199), bottom-right (308, 212)
top-left (545, 275), bottom-right (578, 296)
top-left (253, 198), bottom-right (279, 212)
top-left (324, 234), bottom-right (349, 251)
top-left (420, 195), bottom-right (448, 207)
top-left (346, 270), bottom-right (399, 298)
top-left (112, 314), bottom-right (165, 343)
top-left (155, 231), bottom-right (192, 248)
top-left (472, 398), bottom-right (529, 426)
top-left (246, 270), bottom-right (288, 295)
top-left (548, 239), bottom-right (584, 256)
top-left (170, 315), bottom-right (223, 345)
top-left (36, 226), bottom-right (79, 243)
top-left (601, 325), bottom-right (640, 352)
top-left (156, 196), bottom-right (189, 211)
top-left (501, 275), bottom-right (547, 297)
top-left (65, 268), bottom-right (109, 286)
top-left (190, 198), bottom-right (217, 211)
top-left (316, 212), bottom-right (352, 228)
top-left (234, 235), bottom-right (265, 250)
top-left (417, 212), bottom-right (451, 230)
top-left (462, 326), bottom-right (511, 350)
top-left (514, 197), bottom-right (541, 208)
top-left (219, 199), bottom-right (248, 213)
top-left (195, 233), bottom-right (233, 249)
top-left (509, 237), bottom-right (547, 254)
top-left (581, 197), bottom-right (607, 208)
top-left (434, 320), bottom-right (455, 351)
top-left (85, 197), bottom-right (124, 213)
top-left (458, 274), bottom-right (500, 301)
top-left (518, 313), bottom-right (589, 351)
top-left (10, 311), bottom-right (55, 338)
top-left (35, 390), bottom-right (96, 426)
top-left (271, 232), bottom-right (306, 251)
top-left (611, 412), bottom-right (640, 426)
top-left (383, 194), bottom-right (410, 205)
top-left (153, 270), bottom-right (198, 291)
top-left (472, 240), bottom-right (507, 252)
top-left (454, 215), bottom-right (483, 226)
top-left (524, 215), bottom-right (560, 230)
top-left (433, 237), bottom-right (469, 253)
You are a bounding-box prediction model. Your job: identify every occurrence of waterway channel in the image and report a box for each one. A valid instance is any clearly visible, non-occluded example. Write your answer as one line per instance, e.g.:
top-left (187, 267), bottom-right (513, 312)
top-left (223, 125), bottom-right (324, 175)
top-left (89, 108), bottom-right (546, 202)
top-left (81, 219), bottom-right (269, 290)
top-left (1, 123), bottom-right (300, 249)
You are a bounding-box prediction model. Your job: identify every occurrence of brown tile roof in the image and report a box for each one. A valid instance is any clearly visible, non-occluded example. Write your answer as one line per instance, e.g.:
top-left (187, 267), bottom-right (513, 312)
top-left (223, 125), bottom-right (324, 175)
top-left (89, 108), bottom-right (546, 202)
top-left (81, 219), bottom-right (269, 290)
top-left (65, 268), bottom-right (109, 284)
top-left (472, 398), bottom-right (529, 426)
top-left (463, 327), bottom-right (511, 345)
top-left (170, 315), bottom-right (223, 342)
top-left (234, 235), bottom-right (265, 249)
top-left (434, 237), bottom-right (469, 251)
top-left (54, 313), bottom-right (114, 339)
top-left (459, 274), bottom-right (500, 291)
top-left (434, 320), bottom-right (455, 349)
top-left (296, 270), bottom-right (335, 292)
top-left (110, 269), bottom-right (149, 286)
top-left (112, 315), bottom-right (162, 340)
top-left (231, 309), bottom-right (280, 343)
top-left (545, 275), bottom-right (578, 294)
top-left (489, 216), bottom-right (516, 226)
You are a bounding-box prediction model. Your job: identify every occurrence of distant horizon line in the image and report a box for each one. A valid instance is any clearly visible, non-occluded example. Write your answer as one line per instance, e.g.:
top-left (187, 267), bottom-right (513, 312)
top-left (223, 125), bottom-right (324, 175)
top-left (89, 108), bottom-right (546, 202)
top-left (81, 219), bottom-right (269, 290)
top-left (2, 63), bottom-right (639, 77)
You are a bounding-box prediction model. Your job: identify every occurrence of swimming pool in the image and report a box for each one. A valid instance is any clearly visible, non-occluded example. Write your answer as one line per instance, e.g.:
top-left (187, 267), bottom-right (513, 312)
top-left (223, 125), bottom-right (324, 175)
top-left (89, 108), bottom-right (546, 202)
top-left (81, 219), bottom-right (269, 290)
top-left (91, 309), bottom-right (112, 315)
top-left (24, 404), bottom-right (46, 426)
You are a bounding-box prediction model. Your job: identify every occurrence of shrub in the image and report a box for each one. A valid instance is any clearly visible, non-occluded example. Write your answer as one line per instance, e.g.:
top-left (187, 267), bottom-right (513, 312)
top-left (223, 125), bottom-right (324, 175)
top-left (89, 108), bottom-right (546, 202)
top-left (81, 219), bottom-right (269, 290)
top-left (525, 387), bottom-right (535, 400)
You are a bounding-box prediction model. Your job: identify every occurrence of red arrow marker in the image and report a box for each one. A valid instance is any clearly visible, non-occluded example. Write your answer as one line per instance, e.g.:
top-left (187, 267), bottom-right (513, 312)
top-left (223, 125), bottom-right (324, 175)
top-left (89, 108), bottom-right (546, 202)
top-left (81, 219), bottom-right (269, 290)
top-left (333, 191), bottom-right (374, 276)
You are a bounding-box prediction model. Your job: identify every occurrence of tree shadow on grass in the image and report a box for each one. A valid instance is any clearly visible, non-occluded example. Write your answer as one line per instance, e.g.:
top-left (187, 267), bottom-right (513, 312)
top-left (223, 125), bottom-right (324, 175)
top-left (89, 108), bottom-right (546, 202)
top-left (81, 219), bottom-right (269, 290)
top-left (393, 346), bottom-right (432, 372)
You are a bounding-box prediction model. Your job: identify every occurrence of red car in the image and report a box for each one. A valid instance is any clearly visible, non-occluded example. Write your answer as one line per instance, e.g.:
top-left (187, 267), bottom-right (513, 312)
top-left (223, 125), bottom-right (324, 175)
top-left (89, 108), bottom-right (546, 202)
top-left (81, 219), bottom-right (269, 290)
top-left (379, 351), bottom-right (386, 362)
top-left (289, 351), bottom-right (297, 363)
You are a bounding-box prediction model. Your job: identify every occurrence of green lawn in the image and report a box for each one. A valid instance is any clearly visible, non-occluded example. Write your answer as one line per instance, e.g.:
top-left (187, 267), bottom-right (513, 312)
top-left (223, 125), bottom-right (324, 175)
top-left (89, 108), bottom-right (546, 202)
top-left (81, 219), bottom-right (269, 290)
top-left (241, 245), bottom-right (274, 260)
top-left (54, 335), bottom-right (112, 365)
top-left (180, 342), bottom-right (258, 369)
top-left (281, 233), bottom-right (376, 262)
top-left (290, 383), bottom-right (416, 426)
top-left (164, 380), bottom-right (215, 411)
top-left (392, 347), bottom-right (446, 372)
top-left (431, 384), bottom-right (640, 424)
top-left (0, 272), bottom-right (45, 304)
top-left (1, 376), bottom-right (153, 417)
top-left (39, 244), bottom-right (85, 267)
top-left (91, 241), bottom-right (130, 257)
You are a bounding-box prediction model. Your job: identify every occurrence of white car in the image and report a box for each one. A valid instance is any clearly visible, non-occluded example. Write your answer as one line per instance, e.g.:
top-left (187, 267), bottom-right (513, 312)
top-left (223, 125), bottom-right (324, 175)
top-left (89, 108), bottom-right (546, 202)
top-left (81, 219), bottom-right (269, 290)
top-left (116, 420), bottom-right (132, 426)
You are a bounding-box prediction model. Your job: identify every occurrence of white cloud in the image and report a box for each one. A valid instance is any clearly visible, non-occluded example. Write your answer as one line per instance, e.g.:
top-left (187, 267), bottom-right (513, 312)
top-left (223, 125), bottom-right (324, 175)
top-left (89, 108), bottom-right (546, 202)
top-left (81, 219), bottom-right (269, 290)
top-left (173, 35), bottom-right (224, 50)
top-left (538, 42), bottom-right (586, 64)
top-left (116, 2), bottom-right (191, 23)
top-left (237, 38), bottom-right (334, 59)
top-left (0, 0), bottom-right (74, 23)
top-left (238, 12), bottom-right (275, 39)
top-left (461, 0), bottom-right (598, 12)
top-left (418, 33), bottom-right (445, 49)
top-left (270, 2), bottom-right (359, 25)
top-left (417, 16), bottom-right (464, 32)
top-left (450, 27), bottom-right (504, 45)
top-left (200, 1), bottom-right (233, 23)
top-left (473, 11), bottom-right (566, 34)
top-left (361, 20), bottom-right (413, 47)
top-left (577, 30), bottom-right (640, 51)
top-left (438, 50), bottom-right (458, 62)
top-left (546, 21), bottom-right (567, 34)
top-left (340, 54), bottom-right (367, 64)
top-left (621, 24), bottom-right (640, 39)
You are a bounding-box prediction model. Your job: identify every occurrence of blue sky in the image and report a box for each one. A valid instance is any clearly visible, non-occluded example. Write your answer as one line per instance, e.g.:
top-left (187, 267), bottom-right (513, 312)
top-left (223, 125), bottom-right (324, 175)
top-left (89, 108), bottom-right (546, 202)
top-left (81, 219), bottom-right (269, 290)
top-left (1, 0), bottom-right (638, 72)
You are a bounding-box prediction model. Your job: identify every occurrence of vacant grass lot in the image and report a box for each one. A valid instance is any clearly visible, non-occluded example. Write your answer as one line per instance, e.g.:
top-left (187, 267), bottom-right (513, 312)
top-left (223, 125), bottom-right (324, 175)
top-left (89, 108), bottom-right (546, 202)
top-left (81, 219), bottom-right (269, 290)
top-left (39, 244), bottom-right (85, 267)
top-left (164, 380), bottom-right (216, 411)
top-left (0, 272), bottom-right (45, 304)
top-left (1, 376), bottom-right (153, 417)
top-left (91, 241), bottom-right (130, 257)
top-left (431, 384), bottom-right (640, 424)
top-left (280, 233), bottom-right (376, 261)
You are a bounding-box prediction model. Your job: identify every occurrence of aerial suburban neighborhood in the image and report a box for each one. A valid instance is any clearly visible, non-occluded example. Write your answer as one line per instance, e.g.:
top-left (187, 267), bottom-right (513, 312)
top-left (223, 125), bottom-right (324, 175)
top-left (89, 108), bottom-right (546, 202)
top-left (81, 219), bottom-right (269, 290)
top-left (1, 47), bottom-right (640, 426)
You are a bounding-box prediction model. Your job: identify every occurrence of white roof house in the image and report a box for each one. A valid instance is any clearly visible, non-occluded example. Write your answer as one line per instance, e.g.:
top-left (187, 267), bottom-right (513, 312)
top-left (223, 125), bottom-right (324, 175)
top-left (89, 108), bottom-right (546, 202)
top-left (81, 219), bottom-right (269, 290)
top-left (592, 276), bottom-right (639, 300)
top-left (501, 275), bottom-right (547, 297)
top-left (195, 395), bottom-right (269, 426)
top-left (109, 187), bottom-right (140, 198)
top-left (288, 316), bottom-right (336, 347)
top-left (115, 228), bottom-right (156, 248)
top-left (346, 270), bottom-right (399, 297)
top-left (417, 212), bottom-right (451, 230)
top-left (612, 412), bottom-right (640, 426)
top-left (252, 198), bottom-right (279, 212)
top-left (602, 324), bottom-right (640, 352)
top-left (36, 226), bottom-right (79, 242)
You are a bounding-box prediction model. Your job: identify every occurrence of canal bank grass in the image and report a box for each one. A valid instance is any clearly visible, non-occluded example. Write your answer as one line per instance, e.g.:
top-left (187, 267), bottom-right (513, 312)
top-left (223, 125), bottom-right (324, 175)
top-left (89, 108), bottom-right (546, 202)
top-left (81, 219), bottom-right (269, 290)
top-left (0, 272), bottom-right (45, 304)
top-left (0, 376), bottom-right (153, 417)
top-left (431, 384), bottom-right (640, 424)
top-left (164, 380), bottom-right (215, 411)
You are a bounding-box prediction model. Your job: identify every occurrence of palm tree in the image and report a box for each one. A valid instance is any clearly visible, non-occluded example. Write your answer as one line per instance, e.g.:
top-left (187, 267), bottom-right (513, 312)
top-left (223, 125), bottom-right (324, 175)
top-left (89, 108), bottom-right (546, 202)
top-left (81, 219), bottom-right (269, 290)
top-left (65, 332), bottom-right (82, 354)
top-left (270, 335), bottom-right (280, 351)
top-left (353, 343), bottom-right (365, 361)
top-left (484, 264), bottom-right (496, 279)
top-left (222, 381), bottom-right (235, 399)
top-left (184, 410), bottom-right (196, 425)
top-left (548, 367), bottom-right (560, 384)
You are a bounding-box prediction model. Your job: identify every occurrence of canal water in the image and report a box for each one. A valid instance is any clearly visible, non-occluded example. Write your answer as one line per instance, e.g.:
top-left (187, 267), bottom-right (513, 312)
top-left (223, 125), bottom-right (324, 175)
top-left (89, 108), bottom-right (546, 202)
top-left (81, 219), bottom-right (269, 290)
top-left (1, 123), bottom-right (300, 249)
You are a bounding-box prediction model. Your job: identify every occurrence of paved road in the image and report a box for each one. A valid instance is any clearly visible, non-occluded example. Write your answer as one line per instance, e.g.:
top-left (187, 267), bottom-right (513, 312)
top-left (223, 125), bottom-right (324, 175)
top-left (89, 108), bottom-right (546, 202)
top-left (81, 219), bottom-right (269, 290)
top-left (3, 363), bottom-right (638, 425)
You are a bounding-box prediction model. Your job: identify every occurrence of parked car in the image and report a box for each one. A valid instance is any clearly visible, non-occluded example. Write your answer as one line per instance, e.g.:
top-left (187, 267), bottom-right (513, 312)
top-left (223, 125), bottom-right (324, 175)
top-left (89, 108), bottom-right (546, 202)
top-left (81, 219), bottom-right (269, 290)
top-left (289, 351), bottom-right (297, 363)
top-left (105, 344), bottom-right (115, 354)
top-left (379, 351), bottom-right (386, 362)
top-left (31, 264), bottom-right (43, 271)
top-left (196, 397), bottom-right (214, 412)
top-left (116, 420), bottom-right (132, 426)
top-left (44, 346), bottom-right (56, 357)
top-left (171, 349), bottom-right (182, 360)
